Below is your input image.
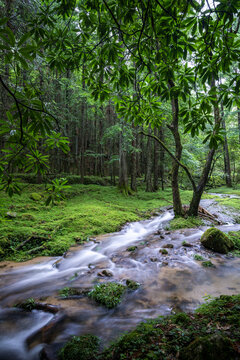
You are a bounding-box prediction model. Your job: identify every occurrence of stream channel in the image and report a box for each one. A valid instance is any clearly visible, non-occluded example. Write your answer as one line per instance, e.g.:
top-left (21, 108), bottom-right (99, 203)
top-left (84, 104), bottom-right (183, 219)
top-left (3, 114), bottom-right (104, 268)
top-left (0, 197), bottom-right (240, 359)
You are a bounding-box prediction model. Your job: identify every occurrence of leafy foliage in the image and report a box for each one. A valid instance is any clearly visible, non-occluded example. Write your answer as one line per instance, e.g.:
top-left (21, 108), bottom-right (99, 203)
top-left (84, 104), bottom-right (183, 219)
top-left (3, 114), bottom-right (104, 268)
top-left (88, 282), bottom-right (126, 308)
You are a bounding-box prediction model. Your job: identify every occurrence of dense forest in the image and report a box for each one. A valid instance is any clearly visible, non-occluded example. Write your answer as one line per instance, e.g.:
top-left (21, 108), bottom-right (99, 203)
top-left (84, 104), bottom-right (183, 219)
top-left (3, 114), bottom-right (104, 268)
top-left (0, 1), bottom-right (240, 360)
top-left (0, 0), bottom-right (240, 214)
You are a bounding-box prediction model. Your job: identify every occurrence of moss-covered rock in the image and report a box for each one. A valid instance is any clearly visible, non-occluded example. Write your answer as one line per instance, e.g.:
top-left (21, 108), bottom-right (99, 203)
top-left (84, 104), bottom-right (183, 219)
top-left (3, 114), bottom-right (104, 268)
top-left (126, 279), bottom-right (140, 290)
top-left (30, 193), bottom-right (42, 201)
top-left (88, 282), bottom-right (126, 308)
top-left (200, 228), bottom-right (234, 254)
top-left (179, 334), bottom-right (235, 360)
top-left (58, 335), bottom-right (100, 360)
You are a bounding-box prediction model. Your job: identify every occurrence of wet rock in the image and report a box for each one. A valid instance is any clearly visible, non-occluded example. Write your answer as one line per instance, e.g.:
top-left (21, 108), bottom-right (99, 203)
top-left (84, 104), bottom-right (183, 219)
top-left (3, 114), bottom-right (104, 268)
top-left (179, 334), bottom-right (236, 360)
top-left (162, 261), bottom-right (168, 266)
top-left (182, 241), bottom-right (193, 247)
top-left (200, 228), bottom-right (234, 254)
top-left (162, 244), bottom-right (174, 248)
top-left (127, 246), bottom-right (137, 252)
top-left (150, 257), bottom-right (158, 262)
top-left (165, 231), bottom-right (171, 235)
top-left (97, 269), bottom-right (113, 277)
top-left (126, 279), bottom-right (140, 290)
top-left (159, 249), bottom-right (168, 255)
top-left (160, 235), bottom-right (165, 239)
top-left (27, 313), bottom-right (66, 348)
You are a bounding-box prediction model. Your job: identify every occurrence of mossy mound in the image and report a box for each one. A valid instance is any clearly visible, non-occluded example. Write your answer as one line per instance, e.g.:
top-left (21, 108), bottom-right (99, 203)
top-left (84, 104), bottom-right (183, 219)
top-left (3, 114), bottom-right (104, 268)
top-left (30, 192), bottom-right (42, 201)
top-left (179, 334), bottom-right (235, 360)
top-left (58, 335), bottom-right (100, 360)
top-left (96, 294), bottom-right (240, 360)
top-left (200, 227), bottom-right (234, 254)
top-left (88, 282), bottom-right (126, 308)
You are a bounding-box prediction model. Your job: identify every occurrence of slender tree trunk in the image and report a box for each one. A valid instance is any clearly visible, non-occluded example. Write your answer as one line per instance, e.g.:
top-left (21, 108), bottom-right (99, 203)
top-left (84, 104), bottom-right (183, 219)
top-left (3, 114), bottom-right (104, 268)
top-left (168, 80), bottom-right (182, 215)
top-left (238, 108), bottom-right (240, 144)
top-left (159, 125), bottom-right (165, 190)
top-left (80, 65), bottom-right (86, 183)
top-left (153, 128), bottom-right (159, 191)
top-left (221, 103), bottom-right (232, 187)
top-left (118, 128), bottom-right (129, 195)
top-left (131, 125), bottom-right (137, 192)
top-left (145, 125), bottom-right (153, 192)
top-left (188, 76), bottom-right (221, 216)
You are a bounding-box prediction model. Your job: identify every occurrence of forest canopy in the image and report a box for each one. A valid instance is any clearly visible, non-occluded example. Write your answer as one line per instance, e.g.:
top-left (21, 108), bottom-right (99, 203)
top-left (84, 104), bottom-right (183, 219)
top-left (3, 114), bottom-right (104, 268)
top-left (0, 0), bottom-right (240, 214)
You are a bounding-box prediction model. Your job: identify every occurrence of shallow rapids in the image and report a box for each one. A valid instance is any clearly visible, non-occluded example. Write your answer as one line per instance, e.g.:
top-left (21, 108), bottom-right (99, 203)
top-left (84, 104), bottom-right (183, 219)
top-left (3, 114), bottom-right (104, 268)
top-left (0, 204), bottom-right (239, 359)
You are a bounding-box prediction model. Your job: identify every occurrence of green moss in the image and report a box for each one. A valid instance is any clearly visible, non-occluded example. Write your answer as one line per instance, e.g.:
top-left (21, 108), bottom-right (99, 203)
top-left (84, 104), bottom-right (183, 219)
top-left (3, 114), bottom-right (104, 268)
top-left (228, 231), bottom-right (240, 252)
top-left (30, 192), bottom-right (42, 201)
top-left (21, 213), bottom-right (36, 221)
top-left (126, 279), bottom-right (140, 290)
top-left (194, 254), bottom-right (204, 261)
top-left (58, 335), bottom-right (100, 360)
top-left (88, 282), bottom-right (126, 308)
top-left (98, 294), bottom-right (240, 360)
top-left (15, 298), bottom-right (36, 311)
top-left (200, 228), bottom-right (234, 254)
top-left (1, 184), bottom-right (189, 261)
top-left (170, 216), bottom-right (204, 230)
top-left (159, 248), bottom-right (168, 255)
top-left (127, 246), bottom-right (137, 252)
top-left (58, 287), bottom-right (83, 298)
top-left (179, 334), bottom-right (235, 360)
top-left (201, 261), bottom-right (214, 267)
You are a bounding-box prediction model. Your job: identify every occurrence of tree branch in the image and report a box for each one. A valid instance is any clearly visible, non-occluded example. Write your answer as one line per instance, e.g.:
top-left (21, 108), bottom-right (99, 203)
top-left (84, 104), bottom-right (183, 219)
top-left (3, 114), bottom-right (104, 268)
top-left (0, 75), bottom-right (60, 130)
top-left (140, 130), bottom-right (197, 191)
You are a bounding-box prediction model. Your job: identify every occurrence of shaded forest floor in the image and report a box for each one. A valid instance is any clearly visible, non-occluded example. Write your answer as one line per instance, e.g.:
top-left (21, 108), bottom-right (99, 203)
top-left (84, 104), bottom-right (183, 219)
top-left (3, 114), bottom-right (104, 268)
top-left (0, 183), bottom-right (239, 262)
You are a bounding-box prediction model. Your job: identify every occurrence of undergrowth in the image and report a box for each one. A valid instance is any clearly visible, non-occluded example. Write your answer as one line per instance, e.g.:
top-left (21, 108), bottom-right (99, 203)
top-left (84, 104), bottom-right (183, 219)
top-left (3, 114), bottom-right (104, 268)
top-left (0, 183), bottom-right (192, 261)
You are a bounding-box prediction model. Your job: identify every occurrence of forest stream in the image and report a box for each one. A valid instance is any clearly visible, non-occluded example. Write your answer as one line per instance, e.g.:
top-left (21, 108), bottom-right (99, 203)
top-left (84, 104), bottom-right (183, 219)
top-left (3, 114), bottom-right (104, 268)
top-left (0, 197), bottom-right (240, 360)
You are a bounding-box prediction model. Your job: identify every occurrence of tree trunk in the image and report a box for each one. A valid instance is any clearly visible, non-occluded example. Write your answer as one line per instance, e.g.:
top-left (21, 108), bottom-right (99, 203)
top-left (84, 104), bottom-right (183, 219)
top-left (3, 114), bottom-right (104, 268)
top-left (221, 103), bottom-right (232, 187)
top-left (118, 129), bottom-right (129, 195)
top-left (168, 80), bottom-right (182, 215)
top-left (159, 125), bottom-right (165, 190)
top-left (145, 125), bottom-right (153, 192)
top-left (188, 76), bottom-right (221, 216)
top-left (153, 128), bottom-right (159, 191)
top-left (80, 65), bottom-right (86, 183)
top-left (131, 125), bottom-right (137, 192)
top-left (238, 107), bottom-right (240, 144)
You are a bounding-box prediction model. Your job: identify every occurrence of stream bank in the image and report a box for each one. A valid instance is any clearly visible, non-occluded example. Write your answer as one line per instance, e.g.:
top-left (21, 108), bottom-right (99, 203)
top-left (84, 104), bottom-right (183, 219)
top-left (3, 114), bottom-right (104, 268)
top-left (0, 197), bottom-right (239, 359)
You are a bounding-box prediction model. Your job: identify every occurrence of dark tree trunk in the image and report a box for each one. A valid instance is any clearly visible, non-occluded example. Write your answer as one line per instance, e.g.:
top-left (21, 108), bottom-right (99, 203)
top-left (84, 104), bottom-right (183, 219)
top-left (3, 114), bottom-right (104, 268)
top-left (80, 65), bottom-right (86, 183)
top-left (238, 108), bottom-right (240, 144)
top-left (221, 103), bottom-right (232, 187)
top-left (118, 129), bottom-right (129, 195)
top-left (153, 128), bottom-right (159, 191)
top-left (188, 76), bottom-right (221, 216)
top-left (159, 125), bottom-right (165, 190)
top-left (131, 125), bottom-right (137, 192)
top-left (145, 125), bottom-right (153, 192)
top-left (168, 80), bottom-right (182, 215)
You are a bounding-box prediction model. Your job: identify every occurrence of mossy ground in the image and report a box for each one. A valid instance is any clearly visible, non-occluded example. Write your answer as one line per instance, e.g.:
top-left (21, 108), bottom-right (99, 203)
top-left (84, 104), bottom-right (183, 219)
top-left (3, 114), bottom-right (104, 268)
top-left (59, 295), bottom-right (240, 360)
top-left (207, 185), bottom-right (240, 212)
top-left (169, 216), bottom-right (204, 230)
top-left (0, 184), bottom-right (193, 261)
top-left (99, 295), bottom-right (240, 359)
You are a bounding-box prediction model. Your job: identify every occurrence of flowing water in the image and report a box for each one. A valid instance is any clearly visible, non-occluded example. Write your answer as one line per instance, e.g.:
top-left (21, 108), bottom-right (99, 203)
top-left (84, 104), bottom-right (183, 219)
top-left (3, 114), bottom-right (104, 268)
top-left (0, 200), bottom-right (240, 359)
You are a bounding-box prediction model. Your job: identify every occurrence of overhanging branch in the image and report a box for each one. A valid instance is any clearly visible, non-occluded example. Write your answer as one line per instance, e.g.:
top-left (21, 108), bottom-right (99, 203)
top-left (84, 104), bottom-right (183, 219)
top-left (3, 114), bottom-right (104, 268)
top-left (140, 130), bottom-right (197, 192)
